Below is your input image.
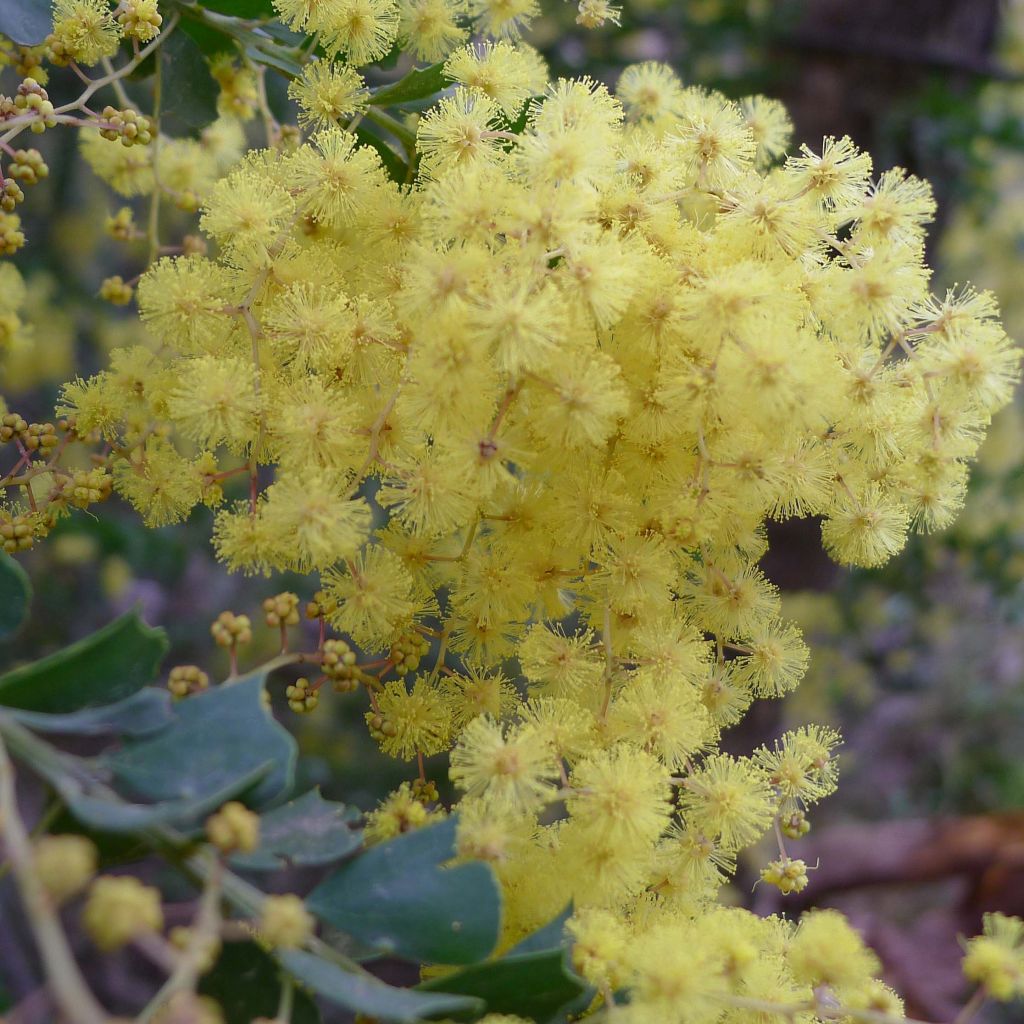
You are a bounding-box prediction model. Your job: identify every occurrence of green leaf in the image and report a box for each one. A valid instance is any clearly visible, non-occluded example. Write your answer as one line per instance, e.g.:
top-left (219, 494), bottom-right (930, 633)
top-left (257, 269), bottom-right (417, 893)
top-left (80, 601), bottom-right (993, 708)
top-left (0, 611), bottom-right (168, 713)
top-left (278, 949), bottom-right (484, 1023)
top-left (177, 15), bottom-right (236, 60)
top-left (104, 673), bottom-right (296, 809)
top-left (231, 788), bottom-right (361, 872)
top-left (0, 0), bottom-right (51, 45)
top-left (507, 904), bottom-right (572, 955)
top-left (60, 762), bottom-right (274, 833)
top-left (306, 816), bottom-right (501, 966)
top-left (0, 551), bottom-right (30, 640)
top-left (369, 62), bottom-right (451, 107)
top-left (506, 95), bottom-right (541, 135)
top-left (354, 124), bottom-right (409, 183)
top-left (197, 0), bottom-right (278, 16)
top-left (160, 27), bottom-right (221, 135)
top-left (243, 41), bottom-right (304, 79)
top-left (7, 688), bottom-right (173, 737)
top-left (200, 943), bottom-right (320, 1024)
top-left (418, 945), bottom-right (588, 1022)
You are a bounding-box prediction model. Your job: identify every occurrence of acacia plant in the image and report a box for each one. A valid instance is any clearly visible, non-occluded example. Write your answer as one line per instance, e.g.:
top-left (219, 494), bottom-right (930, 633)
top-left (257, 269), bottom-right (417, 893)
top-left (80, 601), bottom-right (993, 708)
top-left (1, 1), bottom-right (1023, 1022)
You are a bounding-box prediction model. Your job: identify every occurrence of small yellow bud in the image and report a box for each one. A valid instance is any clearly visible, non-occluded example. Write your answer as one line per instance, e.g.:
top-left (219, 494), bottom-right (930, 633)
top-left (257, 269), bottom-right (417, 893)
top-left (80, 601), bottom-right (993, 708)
top-left (210, 611), bottom-right (252, 647)
top-left (262, 591), bottom-right (300, 628)
top-left (99, 275), bottom-right (134, 306)
top-left (167, 664), bottom-right (209, 699)
top-left (285, 676), bottom-right (319, 713)
top-left (205, 801), bottom-right (260, 855)
top-left (33, 834), bottom-right (97, 903)
top-left (259, 894), bottom-right (313, 949)
top-left (760, 858), bottom-right (809, 895)
top-left (82, 875), bottom-right (164, 951)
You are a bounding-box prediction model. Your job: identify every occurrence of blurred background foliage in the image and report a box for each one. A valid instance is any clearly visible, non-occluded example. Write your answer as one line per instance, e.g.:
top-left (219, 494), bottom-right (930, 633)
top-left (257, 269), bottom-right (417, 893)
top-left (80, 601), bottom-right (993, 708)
top-left (3, 2), bottom-right (1024, 1016)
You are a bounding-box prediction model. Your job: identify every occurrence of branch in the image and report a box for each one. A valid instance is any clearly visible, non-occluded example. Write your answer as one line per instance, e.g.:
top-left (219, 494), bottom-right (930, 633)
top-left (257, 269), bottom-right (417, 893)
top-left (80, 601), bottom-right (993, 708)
top-left (0, 736), bottom-right (107, 1024)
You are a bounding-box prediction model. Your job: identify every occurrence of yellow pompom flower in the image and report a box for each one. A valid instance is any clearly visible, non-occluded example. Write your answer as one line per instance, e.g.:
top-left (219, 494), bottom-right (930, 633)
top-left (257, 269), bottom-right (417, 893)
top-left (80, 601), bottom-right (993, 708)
top-left (566, 745), bottom-right (672, 848)
top-left (679, 754), bottom-right (775, 852)
top-left (787, 909), bottom-right (881, 990)
top-left (261, 473), bottom-right (371, 571)
top-left (444, 41), bottom-right (543, 118)
top-left (289, 60), bottom-right (369, 130)
top-left (323, 547), bottom-right (417, 649)
top-left (399, 0), bottom-right (468, 61)
top-left (368, 677), bottom-right (452, 759)
top-left (450, 716), bottom-right (558, 813)
top-left (51, 0), bottom-right (121, 66)
top-left (167, 355), bottom-right (261, 452)
top-left (962, 913), bottom-right (1024, 1001)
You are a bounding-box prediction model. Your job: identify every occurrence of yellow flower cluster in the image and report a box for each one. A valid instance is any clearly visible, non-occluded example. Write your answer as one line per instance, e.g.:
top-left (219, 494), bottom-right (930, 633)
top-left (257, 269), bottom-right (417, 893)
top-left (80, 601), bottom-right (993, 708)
top-left (48, 21), bottom-right (1020, 1024)
top-left (49, 0), bottom-right (161, 66)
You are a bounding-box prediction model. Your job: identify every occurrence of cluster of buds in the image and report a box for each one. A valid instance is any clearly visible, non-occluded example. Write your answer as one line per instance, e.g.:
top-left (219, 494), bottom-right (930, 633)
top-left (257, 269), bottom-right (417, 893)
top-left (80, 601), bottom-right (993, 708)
top-left (0, 211), bottom-right (24, 254)
top-left (116, 0), bottom-right (163, 43)
top-left (98, 106), bottom-right (152, 147)
top-left (285, 676), bottom-right (319, 714)
top-left (8, 148), bottom-right (48, 185)
top-left (167, 664), bottom-right (209, 699)
top-left (321, 638), bottom-right (371, 694)
top-left (43, 33), bottom-right (71, 67)
top-left (0, 511), bottom-right (38, 554)
top-left (389, 630), bottom-right (430, 677)
top-left (64, 467), bottom-right (113, 510)
top-left (366, 711), bottom-right (398, 744)
top-left (780, 810), bottom-right (811, 840)
top-left (13, 48), bottom-right (47, 85)
top-left (14, 79), bottom-right (56, 132)
top-left (205, 800), bottom-right (260, 854)
top-left (262, 591), bottom-right (300, 628)
top-left (104, 206), bottom-right (137, 242)
top-left (760, 858), bottom-right (810, 895)
top-left (411, 778), bottom-right (439, 805)
top-left (209, 55), bottom-right (258, 121)
top-left (99, 275), bottom-right (133, 306)
top-left (1, 413), bottom-right (59, 453)
top-left (1, 178), bottom-right (23, 212)
top-left (211, 611), bottom-right (252, 648)
top-left (305, 589), bottom-right (337, 621)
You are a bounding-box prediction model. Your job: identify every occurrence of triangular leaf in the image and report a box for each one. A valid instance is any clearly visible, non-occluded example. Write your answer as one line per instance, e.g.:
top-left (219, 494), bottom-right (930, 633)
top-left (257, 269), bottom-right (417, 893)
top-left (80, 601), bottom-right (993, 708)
top-left (306, 816), bottom-right (501, 965)
top-left (199, 0), bottom-right (278, 15)
top-left (278, 949), bottom-right (484, 1023)
top-left (369, 62), bottom-right (451, 107)
top-left (231, 788), bottom-right (362, 871)
top-left (160, 27), bottom-right (221, 135)
top-left (0, 611), bottom-right (168, 713)
top-left (419, 945), bottom-right (588, 1022)
top-left (200, 943), bottom-right (320, 1024)
top-left (0, 551), bottom-right (30, 640)
top-left (103, 673), bottom-right (295, 809)
top-left (60, 762), bottom-right (275, 834)
top-left (507, 904), bottom-right (573, 956)
top-left (0, 0), bottom-right (51, 45)
top-left (7, 688), bottom-right (173, 737)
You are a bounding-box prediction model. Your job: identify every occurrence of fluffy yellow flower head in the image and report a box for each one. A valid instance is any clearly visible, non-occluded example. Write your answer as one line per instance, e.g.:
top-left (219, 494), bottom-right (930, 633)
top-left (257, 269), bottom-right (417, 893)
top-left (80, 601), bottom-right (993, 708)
top-left (58, 29), bottom-right (1020, 1016)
